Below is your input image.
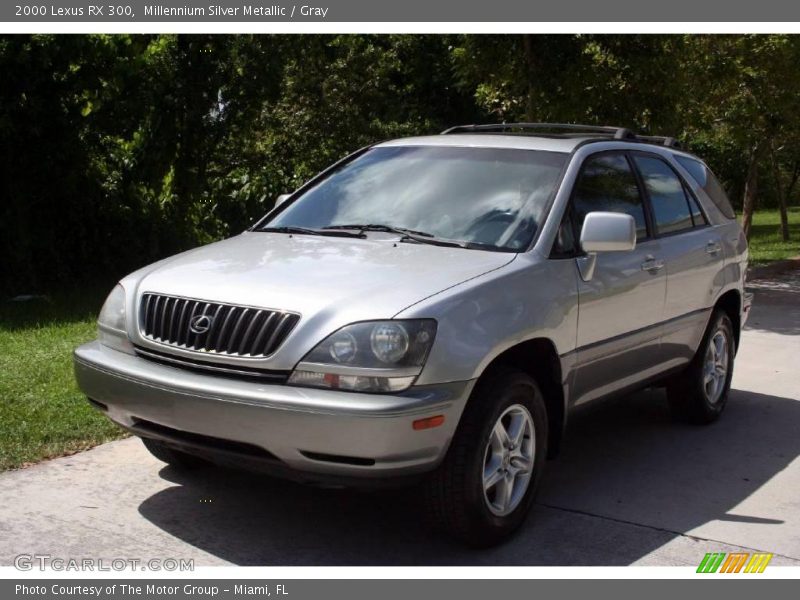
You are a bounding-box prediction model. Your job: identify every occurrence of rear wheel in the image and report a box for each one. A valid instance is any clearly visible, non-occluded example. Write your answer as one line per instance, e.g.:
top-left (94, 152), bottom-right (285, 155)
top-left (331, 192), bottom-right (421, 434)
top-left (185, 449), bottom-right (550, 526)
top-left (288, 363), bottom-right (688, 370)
top-left (424, 367), bottom-right (548, 547)
top-left (667, 309), bottom-right (735, 424)
top-left (141, 437), bottom-right (208, 469)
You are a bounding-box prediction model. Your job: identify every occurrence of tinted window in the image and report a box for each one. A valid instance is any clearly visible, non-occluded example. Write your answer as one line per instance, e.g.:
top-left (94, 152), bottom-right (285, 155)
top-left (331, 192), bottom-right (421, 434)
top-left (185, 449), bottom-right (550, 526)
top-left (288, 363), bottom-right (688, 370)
top-left (267, 146), bottom-right (567, 251)
top-left (675, 155), bottom-right (736, 219)
top-left (551, 212), bottom-right (577, 257)
top-left (687, 191), bottom-right (707, 227)
top-left (633, 155), bottom-right (693, 234)
top-left (572, 153), bottom-right (648, 240)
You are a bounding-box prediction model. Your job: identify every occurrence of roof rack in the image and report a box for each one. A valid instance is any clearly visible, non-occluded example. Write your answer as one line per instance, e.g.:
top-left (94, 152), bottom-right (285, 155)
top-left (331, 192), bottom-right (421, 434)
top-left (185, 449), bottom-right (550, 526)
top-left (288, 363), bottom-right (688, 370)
top-left (633, 135), bottom-right (682, 149)
top-left (441, 123), bottom-right (636, 139)
top-left (440, 123), bottom-right (682, 148)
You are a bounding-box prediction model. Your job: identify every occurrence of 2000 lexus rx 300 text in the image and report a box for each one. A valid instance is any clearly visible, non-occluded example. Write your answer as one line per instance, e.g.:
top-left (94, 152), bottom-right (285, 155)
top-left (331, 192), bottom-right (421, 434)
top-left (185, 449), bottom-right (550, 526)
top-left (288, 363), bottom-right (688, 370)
top-left (74, 123), bottom-right (751, 546)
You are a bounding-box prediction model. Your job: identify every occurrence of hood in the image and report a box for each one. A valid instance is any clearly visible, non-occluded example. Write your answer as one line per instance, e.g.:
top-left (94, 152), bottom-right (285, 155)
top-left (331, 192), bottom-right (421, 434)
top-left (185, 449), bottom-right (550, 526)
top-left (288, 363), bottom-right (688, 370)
top-left (135, 232), bottom-right (515, 325)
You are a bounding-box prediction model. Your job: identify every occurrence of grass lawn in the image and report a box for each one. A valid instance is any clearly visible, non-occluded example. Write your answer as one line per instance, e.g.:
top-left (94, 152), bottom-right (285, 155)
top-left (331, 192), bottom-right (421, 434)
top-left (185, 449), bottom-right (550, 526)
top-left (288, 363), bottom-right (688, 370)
top-left (747, 206), bottom-right (800, 266)
top-left (0, 285), bottom-right (126, 470)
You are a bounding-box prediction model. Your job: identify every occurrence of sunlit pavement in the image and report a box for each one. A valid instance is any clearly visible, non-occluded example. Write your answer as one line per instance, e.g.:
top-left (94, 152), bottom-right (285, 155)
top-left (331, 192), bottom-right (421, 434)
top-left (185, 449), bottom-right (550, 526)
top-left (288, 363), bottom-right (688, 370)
top-left (1, 268), bottom-right (799, 567)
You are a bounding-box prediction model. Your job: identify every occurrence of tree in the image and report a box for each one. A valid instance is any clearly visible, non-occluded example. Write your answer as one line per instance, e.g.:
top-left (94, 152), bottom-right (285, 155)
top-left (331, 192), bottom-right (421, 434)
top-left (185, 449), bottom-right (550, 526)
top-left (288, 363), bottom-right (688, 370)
top-left (3, 34), bottom-right (799, 294)
top-left (451, 35), bottom-right (686, 133)
top-left (681, 35), bottom-right (800, 239)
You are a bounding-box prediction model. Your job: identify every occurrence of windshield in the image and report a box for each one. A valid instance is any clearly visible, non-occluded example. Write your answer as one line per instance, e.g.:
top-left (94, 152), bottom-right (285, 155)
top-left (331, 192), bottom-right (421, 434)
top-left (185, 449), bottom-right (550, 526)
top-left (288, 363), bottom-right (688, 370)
top-left (263, 145), bottom-right (567, 251)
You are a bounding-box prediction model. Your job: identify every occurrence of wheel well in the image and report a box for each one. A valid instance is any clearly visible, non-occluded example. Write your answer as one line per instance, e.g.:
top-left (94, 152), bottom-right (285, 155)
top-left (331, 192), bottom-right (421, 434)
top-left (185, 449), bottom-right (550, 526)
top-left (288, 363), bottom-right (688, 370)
top-left (479, 339), bottom-right (565, 459)
top-left (715, 290), bottom-right (742, 351)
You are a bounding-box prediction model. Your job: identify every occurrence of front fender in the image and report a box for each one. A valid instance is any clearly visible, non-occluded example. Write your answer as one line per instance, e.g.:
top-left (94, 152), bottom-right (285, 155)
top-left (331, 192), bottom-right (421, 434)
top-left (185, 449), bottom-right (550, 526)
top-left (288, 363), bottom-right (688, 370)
top-left (397, 253), bottom-right (580, 386)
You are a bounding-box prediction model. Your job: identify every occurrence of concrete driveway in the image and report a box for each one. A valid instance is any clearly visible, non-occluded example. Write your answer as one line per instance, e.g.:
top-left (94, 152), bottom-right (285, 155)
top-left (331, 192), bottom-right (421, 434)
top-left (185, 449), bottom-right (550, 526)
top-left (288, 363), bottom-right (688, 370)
top-left (1, 268), bottom-right (799, 567)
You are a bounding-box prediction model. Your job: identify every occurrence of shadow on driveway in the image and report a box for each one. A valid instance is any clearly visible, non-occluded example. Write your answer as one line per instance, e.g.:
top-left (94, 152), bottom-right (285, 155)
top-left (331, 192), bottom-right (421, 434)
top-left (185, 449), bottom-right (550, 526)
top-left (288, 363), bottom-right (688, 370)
top-left (745, 270), bottom-right (800, 336)
top-left (137, 386), bottom-right (800, 565)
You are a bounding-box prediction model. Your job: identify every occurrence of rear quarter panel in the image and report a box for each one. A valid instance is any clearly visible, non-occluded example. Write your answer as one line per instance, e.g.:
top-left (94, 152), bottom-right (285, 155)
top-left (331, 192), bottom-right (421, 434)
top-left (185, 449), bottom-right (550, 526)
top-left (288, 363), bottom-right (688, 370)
top-left (670, 154), bottom-right (748, 310)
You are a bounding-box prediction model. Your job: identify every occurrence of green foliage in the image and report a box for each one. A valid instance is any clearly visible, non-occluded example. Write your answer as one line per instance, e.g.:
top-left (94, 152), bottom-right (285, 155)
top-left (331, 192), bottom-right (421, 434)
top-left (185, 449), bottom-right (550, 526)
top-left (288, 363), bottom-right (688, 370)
top-left (2, 34), bottom-right (799, 295)
top-left (452, 35), bottom-right (687, 132)
top-left (0, 34), bottom-right (479, 294)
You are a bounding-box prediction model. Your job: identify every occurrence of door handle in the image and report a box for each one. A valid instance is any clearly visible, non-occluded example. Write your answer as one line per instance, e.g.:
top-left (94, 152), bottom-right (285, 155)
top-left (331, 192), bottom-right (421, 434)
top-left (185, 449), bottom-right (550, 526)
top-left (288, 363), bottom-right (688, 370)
top-left (641, 256), bottom-right (664, 273)
top-left (706, 241), bottom-right (722, 255)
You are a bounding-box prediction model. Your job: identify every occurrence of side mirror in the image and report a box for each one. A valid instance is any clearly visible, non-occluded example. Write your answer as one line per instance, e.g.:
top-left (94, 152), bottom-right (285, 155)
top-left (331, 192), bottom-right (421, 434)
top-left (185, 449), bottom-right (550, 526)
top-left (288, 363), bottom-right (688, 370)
top-left (580, 211), bottom-right (636, 253)
top-left (274, 193), bottom-right (292, 209)
top-left (577, 212), bottom-right (636, 281)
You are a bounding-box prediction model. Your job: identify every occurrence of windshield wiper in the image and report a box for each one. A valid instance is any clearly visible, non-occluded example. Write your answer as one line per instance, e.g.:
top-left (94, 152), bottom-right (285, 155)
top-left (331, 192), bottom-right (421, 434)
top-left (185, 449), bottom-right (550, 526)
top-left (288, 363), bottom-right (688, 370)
top-left (258, 226), bottom-right (364, 238)
top-left (322, 224), bottom-right (471, 248)
top-left (325, 223), bottom-right (433, 236)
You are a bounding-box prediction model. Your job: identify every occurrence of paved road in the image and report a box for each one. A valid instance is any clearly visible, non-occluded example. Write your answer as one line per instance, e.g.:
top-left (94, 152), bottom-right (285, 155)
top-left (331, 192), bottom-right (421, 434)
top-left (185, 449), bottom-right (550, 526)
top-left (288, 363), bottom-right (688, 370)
top-left (2, 268), bottom-right (799, 567)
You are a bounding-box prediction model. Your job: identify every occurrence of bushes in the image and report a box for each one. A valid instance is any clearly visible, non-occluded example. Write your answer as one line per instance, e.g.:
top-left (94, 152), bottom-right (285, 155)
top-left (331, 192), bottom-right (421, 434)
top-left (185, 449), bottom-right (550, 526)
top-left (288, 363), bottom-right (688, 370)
top-left (0, 34), bottom-right (473, 294)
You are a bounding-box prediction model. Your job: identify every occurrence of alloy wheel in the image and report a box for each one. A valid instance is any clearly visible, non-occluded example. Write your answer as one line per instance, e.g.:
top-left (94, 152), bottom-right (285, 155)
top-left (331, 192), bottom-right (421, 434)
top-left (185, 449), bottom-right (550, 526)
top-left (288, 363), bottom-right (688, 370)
top-left (703, 328), bottom-right (729, 404)
top-left (482, 403), bottom-right (535, 516)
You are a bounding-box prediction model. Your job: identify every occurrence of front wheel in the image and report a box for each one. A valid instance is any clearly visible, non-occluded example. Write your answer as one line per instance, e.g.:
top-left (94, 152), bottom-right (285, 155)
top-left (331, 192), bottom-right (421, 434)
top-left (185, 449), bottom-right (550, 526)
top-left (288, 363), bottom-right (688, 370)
top-left (667, 309), bottom-right (735, 424)
top-left (424, 367), bottom-right (548, 547)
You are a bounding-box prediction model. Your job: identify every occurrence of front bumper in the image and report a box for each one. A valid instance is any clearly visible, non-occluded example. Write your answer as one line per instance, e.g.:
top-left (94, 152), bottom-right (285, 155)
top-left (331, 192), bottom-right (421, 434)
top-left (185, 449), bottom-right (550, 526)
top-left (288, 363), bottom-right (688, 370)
top-left (74, 341), bottom-right (472, 484)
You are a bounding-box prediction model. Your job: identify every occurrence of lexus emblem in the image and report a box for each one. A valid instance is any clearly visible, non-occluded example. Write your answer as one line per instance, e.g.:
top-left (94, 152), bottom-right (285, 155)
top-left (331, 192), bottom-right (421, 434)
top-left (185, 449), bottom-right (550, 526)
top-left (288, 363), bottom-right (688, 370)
top-left (189, 314), bottom-right (213, 334)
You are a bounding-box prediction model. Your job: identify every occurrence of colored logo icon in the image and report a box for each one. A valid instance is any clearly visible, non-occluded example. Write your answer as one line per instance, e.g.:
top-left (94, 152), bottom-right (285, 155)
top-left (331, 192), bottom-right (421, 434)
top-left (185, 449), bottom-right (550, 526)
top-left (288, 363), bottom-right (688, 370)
top-left (697, 552), bottom-right (773, 573)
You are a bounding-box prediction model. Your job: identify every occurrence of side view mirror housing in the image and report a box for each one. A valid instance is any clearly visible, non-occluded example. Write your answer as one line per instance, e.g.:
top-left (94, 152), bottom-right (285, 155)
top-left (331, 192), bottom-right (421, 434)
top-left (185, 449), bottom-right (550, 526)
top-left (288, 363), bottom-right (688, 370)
top-left (580, 211), bottom-right (637, 253)
top-left (274, 193), bottom-right (292, 209)
top-left (577, 212), bottom-right (637, 281)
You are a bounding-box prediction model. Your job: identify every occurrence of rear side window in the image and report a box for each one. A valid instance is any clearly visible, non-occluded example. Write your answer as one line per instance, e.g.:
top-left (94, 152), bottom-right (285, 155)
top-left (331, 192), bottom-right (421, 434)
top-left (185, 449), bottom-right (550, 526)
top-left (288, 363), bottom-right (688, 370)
top-left (572, 153), bottom-right (648, 240)
top-left (633, 155), bottom-right (694, 234)
top-left (687, 192), bottom-right (707, 227)
top-left (675, 156), bottom-right (736, 219)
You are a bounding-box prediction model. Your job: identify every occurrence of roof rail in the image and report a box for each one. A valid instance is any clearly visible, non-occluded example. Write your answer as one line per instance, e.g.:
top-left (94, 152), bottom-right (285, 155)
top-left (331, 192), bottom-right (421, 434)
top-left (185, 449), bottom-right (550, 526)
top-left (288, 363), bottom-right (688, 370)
top-left (441, 123), bottom-right (683, 148)
top-left (441, 123), bottom-right (637, 140)
top-left (633, 135), bottom-right (682, 149)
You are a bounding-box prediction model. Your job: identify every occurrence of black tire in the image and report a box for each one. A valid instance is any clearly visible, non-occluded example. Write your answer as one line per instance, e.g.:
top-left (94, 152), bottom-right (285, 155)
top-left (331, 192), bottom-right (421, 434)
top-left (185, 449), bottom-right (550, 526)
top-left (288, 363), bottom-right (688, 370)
top-left (424, 366), bottom-right (548, 547)
top-left (141, 437), bottom-right (208, 469)
top-left (667, 309), bottom-right (735, 425)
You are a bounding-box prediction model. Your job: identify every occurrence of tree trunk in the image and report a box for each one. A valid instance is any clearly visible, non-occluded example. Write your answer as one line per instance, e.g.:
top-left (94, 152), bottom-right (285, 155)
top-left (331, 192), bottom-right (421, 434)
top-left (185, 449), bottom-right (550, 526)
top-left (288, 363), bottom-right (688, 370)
top-left (769, 143), bottom-right (790, 242)
top-left (522, 34), bottom-right (535, 122)
top-left (787, 162), bottom-right (800, 201)
top-left (742, 144), bottom-right (761, 240)
top-left (783, 161), bottom-right (800, 242)
top-left (779, 185), bottom-right (790, 242)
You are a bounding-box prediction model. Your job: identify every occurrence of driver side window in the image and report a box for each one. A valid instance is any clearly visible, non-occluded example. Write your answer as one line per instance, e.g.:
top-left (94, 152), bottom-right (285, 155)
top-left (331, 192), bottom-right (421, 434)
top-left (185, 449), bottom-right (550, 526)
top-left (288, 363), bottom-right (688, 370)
top-left (572, 153), bottom-right (648, 241)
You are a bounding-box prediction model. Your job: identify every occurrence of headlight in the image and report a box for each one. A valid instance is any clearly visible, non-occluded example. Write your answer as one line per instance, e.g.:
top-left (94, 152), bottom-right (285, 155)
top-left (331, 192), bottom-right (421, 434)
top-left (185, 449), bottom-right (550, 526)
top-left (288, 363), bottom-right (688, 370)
top-left (288, 320), bottom-right (437, 393)
top-left (97, 284), bottom-right (134, 354)
top-left (370, 323), bottom-right (410, 363)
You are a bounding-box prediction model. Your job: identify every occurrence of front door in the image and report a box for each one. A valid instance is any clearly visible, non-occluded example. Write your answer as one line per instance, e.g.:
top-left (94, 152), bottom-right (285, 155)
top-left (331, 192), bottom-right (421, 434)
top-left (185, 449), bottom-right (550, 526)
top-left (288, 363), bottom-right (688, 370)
top-left (569, 152), bottom-right (667, 405)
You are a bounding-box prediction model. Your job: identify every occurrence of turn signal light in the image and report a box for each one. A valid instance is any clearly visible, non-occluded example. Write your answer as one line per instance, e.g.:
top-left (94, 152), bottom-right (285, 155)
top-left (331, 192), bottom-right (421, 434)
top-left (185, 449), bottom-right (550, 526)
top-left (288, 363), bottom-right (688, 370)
top-left (413, 415), bottom-right (445, 430)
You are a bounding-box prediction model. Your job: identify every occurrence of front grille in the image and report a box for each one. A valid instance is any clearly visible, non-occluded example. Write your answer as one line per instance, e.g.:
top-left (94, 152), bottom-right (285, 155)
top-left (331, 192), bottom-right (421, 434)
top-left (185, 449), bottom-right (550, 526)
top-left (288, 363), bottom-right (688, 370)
top-left (139, 293), bottom-right (300, 358)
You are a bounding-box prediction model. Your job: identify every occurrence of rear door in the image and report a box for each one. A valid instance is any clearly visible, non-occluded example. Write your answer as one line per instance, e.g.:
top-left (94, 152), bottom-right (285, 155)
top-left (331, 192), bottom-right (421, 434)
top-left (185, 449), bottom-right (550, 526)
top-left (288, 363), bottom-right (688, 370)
top-left (630, 152), bottom-right (724, 367)
top-left (569, 151), bottom-right (668, 405)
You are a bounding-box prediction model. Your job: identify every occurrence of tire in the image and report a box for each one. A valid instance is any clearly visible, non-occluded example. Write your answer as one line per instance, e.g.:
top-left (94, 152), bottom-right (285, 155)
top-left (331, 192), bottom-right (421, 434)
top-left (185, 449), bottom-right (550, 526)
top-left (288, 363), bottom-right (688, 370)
top-left (141, 437), bottom-right (208, 469)
top-left (424, 366), bottom-right (548, 547)
top-left (667, 309), bottom-right (735, 425)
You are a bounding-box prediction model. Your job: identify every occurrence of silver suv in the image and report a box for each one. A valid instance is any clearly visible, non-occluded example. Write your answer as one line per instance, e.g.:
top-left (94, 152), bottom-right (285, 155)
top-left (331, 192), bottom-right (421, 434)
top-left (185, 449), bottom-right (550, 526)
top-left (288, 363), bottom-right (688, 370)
top-left (74, 123), bottom-right (751, 546)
